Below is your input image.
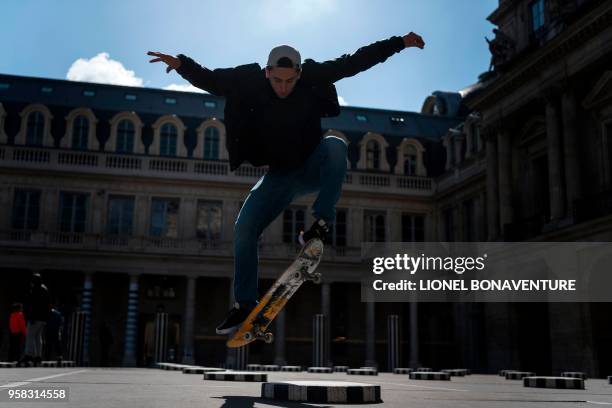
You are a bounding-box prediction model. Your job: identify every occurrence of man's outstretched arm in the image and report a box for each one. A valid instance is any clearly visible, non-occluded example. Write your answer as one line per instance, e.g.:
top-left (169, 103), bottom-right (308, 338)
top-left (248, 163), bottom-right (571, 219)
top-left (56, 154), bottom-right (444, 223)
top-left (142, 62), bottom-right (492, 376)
top-left (147, 51), bottom-right (234, 96)
top-left (302, 32), bottom-right (425, 84)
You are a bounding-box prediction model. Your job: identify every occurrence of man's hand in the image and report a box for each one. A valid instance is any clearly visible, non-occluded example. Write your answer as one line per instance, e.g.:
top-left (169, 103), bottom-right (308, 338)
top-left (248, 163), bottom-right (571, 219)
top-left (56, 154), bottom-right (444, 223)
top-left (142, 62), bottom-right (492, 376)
top-left (402, 32), bottom-right (425, 49)
top-left (147, 51), bottom-right (181, 73)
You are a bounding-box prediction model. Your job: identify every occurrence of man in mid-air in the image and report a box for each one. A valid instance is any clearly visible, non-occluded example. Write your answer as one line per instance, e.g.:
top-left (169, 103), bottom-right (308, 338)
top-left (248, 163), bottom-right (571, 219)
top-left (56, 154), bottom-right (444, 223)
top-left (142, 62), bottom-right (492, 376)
top-left (148, 31), bottom-right (425, 334)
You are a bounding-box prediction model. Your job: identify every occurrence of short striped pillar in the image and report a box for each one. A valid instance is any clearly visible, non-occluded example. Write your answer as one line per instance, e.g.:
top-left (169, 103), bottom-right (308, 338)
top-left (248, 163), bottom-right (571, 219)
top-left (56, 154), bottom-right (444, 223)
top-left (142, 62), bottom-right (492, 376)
top-left (122, 275), bottom-right (139, 366)
top-left (80, 273), bottom-right (93, 365)
top-left (235, 344), bottom-right (249, 371)
top-left (313, 314), bottom-right (328, 368)
top-left (387, 315), bottom-right (400, 371)
top-left (154, 312), bottom-right (169, 363)
top-left (67, 311), bottom-right (86, 365)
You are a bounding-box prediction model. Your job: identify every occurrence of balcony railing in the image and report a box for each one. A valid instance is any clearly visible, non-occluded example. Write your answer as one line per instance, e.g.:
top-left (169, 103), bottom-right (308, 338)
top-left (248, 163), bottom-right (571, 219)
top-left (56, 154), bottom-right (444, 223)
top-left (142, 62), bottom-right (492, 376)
top-left (0, 230), bottom-right (361, 261)
top-left (0, 145), bottom-right (434, 196)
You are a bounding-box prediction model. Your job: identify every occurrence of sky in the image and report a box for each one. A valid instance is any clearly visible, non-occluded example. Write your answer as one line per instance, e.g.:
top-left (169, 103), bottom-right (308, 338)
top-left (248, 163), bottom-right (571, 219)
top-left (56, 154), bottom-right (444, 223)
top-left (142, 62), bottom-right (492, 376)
top-left (2, 0), bottom-right (498, 113)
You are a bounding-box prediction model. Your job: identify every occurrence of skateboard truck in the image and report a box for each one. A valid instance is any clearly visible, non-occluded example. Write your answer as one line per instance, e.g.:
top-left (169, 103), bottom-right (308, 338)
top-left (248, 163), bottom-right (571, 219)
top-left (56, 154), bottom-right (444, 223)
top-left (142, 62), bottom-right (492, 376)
top-left (244, 326), bottom-right (274, 344)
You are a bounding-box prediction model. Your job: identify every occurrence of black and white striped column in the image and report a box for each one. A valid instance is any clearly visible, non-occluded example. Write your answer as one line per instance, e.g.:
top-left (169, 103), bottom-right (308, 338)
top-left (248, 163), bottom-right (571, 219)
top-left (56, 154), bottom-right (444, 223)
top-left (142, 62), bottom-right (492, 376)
top-left (67, 311), bottom-right (86, 364)
top-left (122, 274), bottom-right (139, 366)
top-left (321, 282), bottom-right (331, 367)
top-left (274, 309), bottom-right (286, 366)
top-left (365, 300), bottom-right (376, 367)
top-left (387, 315), bottom-right (400, 371)
top-left (154, 312), bottom-right (169, 363)
top-left (80, 273), bottom-right (93, 365)
top-left (313, 314), bottom-right (328, 367)
top-left (235, 344), bottom-right (249, 370)
top-left (182, 276), bottom-right (196, 364)
top-left (409, 292), bottom-right (420, 367)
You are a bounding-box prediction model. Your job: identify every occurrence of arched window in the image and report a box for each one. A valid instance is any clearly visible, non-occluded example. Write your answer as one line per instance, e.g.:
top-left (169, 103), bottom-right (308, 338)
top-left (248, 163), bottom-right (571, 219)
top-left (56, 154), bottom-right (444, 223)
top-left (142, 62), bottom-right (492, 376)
top-left (403, 145), bottom-right (418, 175)
top-left (72, 115), bottom-right (89, 150)
top-left (159, 123), bottom-right (177, 156)
top-left (116, 119), bottom-right (135, 153)
top-left (204, 126), bottom-right (220, 159)
top-left (26, 111), bottom-right (45, 146)
top-left (366, 140), bottom-right (380, 170)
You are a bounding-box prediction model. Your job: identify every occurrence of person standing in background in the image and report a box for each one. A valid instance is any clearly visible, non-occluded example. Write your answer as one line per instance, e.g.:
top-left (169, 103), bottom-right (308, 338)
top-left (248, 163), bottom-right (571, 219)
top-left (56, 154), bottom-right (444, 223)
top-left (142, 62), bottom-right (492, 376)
top-left (8, 303), bottom-right (27, 362)
top-left (20, 273), bottom-right (50, 367)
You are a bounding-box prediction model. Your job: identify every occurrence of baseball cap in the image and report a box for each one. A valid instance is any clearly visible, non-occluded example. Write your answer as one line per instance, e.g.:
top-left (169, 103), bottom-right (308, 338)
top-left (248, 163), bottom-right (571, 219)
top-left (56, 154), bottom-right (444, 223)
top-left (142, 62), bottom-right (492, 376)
top-left (267, 45), bottom-right (301, 70)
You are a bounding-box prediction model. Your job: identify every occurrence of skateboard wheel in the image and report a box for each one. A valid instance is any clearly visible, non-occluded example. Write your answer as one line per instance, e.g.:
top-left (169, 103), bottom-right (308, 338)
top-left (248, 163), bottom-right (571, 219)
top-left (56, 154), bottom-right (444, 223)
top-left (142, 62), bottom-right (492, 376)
top-left (264, 332), bottom-right (274, 344)
top-left (244, 332), bottom-right (253, 341)
top-left (311, 273), bottom-right (322, 284)
top-left (293, 271), bottom-right (303, 280)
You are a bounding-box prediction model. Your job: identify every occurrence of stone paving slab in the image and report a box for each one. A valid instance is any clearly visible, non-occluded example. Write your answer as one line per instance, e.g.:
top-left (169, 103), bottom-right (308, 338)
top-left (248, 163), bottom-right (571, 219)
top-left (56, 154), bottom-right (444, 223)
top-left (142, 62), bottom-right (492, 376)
top-left (0, 368), bottom-right (611, 407)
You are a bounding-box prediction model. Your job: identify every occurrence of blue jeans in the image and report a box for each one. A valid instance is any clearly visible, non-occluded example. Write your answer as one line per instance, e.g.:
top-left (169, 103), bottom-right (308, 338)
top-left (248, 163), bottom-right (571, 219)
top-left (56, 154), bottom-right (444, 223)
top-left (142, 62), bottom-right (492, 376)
top-left (233, 136), bottom-right (348, 304)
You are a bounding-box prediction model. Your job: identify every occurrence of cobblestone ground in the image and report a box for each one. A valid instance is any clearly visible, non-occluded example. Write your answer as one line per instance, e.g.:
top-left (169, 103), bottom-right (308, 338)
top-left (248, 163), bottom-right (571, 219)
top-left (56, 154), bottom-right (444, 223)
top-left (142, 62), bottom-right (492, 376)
top-left (1, 367), bottom-right (612, 407)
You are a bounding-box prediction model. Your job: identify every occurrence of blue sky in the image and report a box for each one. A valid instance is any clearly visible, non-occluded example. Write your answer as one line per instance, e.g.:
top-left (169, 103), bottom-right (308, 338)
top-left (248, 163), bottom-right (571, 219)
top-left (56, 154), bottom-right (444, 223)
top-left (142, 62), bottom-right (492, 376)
top-left (2, 0), bottom-right (497, 112)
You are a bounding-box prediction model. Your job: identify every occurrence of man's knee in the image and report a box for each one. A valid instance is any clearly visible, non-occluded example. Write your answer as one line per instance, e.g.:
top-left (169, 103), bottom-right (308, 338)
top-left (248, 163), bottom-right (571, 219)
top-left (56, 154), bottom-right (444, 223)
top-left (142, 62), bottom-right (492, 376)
top-left (322, 136), bottom-right (348, 160)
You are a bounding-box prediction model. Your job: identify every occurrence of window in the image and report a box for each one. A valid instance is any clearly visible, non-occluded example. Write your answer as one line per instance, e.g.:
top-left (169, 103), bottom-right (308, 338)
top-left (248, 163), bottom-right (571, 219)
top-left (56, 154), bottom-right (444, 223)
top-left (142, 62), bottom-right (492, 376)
top-left (443, 208), bottom-right (454, 242)
top-left (401, 213), bottom-right (424, 242)
top-left (204, 100), bottom-right (217, 108)
top-left (403, 145), bottom-right (417, 176)
top-left (331, 209), bottom-right (347, 247)
top-left (125, 94), bottom-right (137, 101)
top-left (366, 140), bottom-right (380, 170)
top-left (41, 86), bottom-right (53, 93)
top-left (204, 126), bottom-right (220, 160)
top-left (150, 198), bottom-right (179, 238)
top-left (159, 123), bottom-right (177, 156)
top-left (12, 189), bottom-right (41, 230)
top-left (196, 200), bottom-right (222, 240)
top-left (0, 83), bottom-right (9, 90)
top-left (364, 211), bottom-right (386, 242)
top-left (164, 97), bottom-right (177, 105)
top-left (530, 0), bottom-right (545, 32)
top-left (83, 90), bottom-right (95, 97)
top-left (26, 111), bottom-right (45, 146)
top-left (117, 119), bottom-right (135, 153)
top-left (72, 115), bottom-right (89, 150)
top-left (107, 195), bottom-right (134, 235)
top-left (356, 114), bottom-right (368, 122)
top-left (59, 192), bottom-right (89, 233)
top-left (283, 207), bottom-right (305, 244)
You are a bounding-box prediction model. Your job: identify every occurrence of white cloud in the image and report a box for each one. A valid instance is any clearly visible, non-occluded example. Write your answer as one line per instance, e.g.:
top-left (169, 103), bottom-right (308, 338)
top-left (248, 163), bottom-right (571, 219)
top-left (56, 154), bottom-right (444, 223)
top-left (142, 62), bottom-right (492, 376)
top-left (338, 95), bottom-right (348, 106)
top-left (66, 52), bottom-right (143, 86)
top-left (163, 83), bottom-right (208, 94)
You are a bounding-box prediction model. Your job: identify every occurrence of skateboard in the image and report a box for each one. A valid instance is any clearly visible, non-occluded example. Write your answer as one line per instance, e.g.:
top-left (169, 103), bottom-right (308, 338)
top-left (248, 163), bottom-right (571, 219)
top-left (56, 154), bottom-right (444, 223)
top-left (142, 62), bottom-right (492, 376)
top-left (226, 238), bottom-right (324, 348)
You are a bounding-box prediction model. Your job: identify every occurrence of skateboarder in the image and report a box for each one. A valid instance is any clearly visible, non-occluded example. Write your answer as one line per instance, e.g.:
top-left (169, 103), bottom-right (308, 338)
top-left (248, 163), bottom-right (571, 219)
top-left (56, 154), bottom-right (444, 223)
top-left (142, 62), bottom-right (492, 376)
top-left (148, 32), bottom-right (425, 334)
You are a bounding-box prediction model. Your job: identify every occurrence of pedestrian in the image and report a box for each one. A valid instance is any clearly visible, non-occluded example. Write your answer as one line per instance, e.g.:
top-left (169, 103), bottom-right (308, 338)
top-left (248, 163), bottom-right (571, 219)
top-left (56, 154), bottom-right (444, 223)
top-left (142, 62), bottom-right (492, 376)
top-left (45, 305), bottom-right (64, 363)
top-left (147, 32), bottom-right (425, 333)
top-left (20, 273), bottom-right (50, 367)
top-left (8, 303), bottom-right (27, 362)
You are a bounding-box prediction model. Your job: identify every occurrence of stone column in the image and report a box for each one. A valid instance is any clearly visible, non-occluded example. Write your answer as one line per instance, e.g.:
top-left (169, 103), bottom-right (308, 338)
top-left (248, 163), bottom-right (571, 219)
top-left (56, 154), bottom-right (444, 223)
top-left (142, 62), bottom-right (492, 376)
top-left (409, 293), bottom-right (420, 367)
top-left (365, 300), bottom-right (376, 367)
top-left (545, 95), bottom-right (566, 220)
top-left (41, 189), bottom-right (58, 232)
top-left (321, 282), bottom-right (331, 366)
top-left (443, 135), bottom-right (452, 170)
top-left (388, 210), bottom-right (402, 241)
top-left (81, 272), bottom-right (94, 365)
top-left (486, 132), bottom-right (500, 240)
top-left (134, 196), bottom-right (148, 237)
top-left (182, 275), bottom-right (196, 364)
top-left (180, 198), bottom-right (197, 239)
top-left (350, 208), bottom-right (363, 247)
top-left (475, 193), bottom-right (486, 241)
top-left (122, 274), bottom-right (140, 367)
top-left (91, 191), bottom-right (104, 235)
top-left (274, 310), bottom-right (286, 366)
top-left (497, 129), bottom-right (513, 233)
top-left (561, 91), bottom-right (581, 217)
top-left (454, 133), bottom-right (464, 166)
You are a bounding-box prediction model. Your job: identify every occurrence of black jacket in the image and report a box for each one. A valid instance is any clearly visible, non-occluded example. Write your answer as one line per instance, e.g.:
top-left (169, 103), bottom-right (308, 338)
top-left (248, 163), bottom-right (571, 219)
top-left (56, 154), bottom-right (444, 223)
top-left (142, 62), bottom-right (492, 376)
top-left (176, 36), bottom-right (405, 171)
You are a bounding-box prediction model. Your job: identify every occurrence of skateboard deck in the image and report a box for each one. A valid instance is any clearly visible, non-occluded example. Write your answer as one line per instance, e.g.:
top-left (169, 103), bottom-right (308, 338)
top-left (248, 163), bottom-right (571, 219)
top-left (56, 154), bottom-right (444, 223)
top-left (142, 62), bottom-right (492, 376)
top-left (227, 238), bottom-right (324, 348)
